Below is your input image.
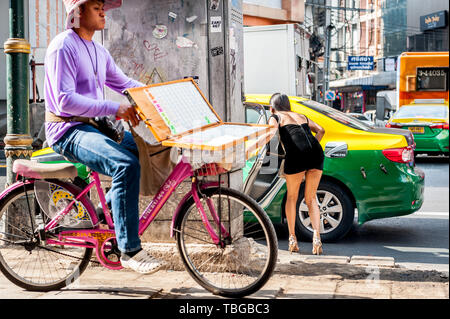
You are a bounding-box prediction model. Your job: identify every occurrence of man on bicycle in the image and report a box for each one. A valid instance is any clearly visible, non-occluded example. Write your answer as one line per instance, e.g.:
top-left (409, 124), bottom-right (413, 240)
top-left (45, 0), bottom-right (164, 274)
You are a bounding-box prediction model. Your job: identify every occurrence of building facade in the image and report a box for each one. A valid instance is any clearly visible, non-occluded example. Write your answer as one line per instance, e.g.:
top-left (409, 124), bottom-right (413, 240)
top-left (243, 0), bottom-right (305, 26)
top-left (406, 0), bottom-right (449, 52)
top-left (330, 0), bottom-right (448, 113)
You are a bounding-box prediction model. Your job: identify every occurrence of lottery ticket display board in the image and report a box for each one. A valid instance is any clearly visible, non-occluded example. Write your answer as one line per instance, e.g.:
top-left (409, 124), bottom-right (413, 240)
top-left (125, 78), bottom-right (273, 167)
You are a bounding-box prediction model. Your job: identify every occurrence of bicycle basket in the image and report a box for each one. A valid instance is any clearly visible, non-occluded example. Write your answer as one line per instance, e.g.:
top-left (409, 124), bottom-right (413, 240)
top-left (182, 143), bottom-right (247, 173)
top-left (34, 180), bottom-right (95, 229)
top-left (195, 163), bottom-right (230, 176)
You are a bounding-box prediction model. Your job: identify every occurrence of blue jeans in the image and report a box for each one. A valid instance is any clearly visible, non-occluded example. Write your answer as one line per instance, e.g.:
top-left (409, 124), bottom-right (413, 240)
top-left (51, 124), bottom-right (141, 254)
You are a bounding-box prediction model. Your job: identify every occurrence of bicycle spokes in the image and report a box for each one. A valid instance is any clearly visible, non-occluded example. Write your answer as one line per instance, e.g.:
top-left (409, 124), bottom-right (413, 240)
top-left (0, 183), bottom-right (93, 291)
top-left (191, 189), bottom-right (231, 246)
top-left (34, 180), bottom-right (95, 230)
top-left (176, 187), bottom-right (277, 297)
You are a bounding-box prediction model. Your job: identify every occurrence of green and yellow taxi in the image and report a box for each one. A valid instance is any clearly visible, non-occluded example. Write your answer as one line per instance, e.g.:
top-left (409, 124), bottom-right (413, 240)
top-left (243, 94), bottom-right (425, 242)
top-left (386, 101), bottom-right (449, 156)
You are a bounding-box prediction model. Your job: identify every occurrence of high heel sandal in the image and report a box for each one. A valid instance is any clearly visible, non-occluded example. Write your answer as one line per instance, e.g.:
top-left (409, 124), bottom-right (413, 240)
top-left (312, 232), bottom-right (323, 255)
top-left (288, 235), bottom-right (299, 254)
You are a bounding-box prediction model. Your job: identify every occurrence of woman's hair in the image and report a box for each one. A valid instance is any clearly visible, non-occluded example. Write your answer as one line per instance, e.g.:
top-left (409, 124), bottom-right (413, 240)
top-left (270, 93), bottom-right (291, 112)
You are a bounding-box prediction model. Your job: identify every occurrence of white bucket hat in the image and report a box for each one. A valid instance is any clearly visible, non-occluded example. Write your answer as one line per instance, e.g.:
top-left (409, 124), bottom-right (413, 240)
top-left (63, 0), bottom-right (122, 29)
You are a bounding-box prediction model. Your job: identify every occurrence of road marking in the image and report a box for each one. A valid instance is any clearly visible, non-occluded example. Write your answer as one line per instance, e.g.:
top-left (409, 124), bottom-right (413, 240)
top-left (397, 211), bottom-right (449, 219)
top-left (385, 246), bottom-right (449, 257)
top-left (412, 211), bottom-right (449, 217)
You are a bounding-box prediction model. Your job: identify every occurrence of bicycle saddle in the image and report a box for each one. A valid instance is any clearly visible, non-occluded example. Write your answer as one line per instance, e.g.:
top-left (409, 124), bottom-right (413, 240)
top-left (12, 159), bottom-right (78, 180)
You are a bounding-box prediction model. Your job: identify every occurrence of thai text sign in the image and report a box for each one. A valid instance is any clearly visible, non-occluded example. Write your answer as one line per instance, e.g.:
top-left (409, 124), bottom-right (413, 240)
top-left (348, 56), bottom-right (374, 71)
top-left (420, 11), bottom-right (447, 31)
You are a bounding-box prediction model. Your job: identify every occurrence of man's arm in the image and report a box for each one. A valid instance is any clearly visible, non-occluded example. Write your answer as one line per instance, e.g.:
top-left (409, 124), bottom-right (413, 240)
top-left (103, 50), bottom-right (144, 126)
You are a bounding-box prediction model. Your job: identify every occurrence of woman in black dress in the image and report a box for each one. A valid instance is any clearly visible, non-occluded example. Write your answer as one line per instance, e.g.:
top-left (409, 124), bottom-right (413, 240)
top-left (268, 93), bottom-right (325, 255)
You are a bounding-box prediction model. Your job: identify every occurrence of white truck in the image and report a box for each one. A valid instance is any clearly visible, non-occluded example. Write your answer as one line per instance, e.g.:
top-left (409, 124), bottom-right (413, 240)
top-left (243, 24), bottom-right (312, 98)
top-left (375, 90), bottom-right (397, 127)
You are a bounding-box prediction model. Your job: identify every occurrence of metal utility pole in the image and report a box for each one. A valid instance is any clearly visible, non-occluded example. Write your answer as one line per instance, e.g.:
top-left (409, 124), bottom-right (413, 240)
top-left (3, 0), bottom-right (32, 186)
top-left (323, 0), bottom-right (332, 106)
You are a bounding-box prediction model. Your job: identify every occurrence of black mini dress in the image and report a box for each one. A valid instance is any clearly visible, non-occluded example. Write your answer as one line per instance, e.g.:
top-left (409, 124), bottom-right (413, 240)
top-left (271, 114), bottom-right (324, 174)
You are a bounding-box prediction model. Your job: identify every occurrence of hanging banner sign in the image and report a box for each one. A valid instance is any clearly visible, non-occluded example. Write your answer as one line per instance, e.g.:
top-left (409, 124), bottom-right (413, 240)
top-left (348, 56), bottom-right (374, 71)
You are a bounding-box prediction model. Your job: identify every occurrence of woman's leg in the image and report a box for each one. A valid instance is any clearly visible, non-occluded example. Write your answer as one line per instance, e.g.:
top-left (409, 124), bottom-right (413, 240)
top-left (304, 169), bottom-right (323, 240)
top-left (284, 171), bottom-right (306, 239)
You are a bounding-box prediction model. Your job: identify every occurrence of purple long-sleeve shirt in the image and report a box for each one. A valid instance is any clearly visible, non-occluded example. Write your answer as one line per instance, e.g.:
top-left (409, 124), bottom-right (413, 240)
top-left (44, 29), bottom-right (143, 146)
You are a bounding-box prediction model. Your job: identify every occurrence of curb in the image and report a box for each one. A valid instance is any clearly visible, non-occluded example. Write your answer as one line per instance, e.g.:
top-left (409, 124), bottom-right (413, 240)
top-left (111, 243), bottom-right (400, 271)
top-left (88, 242), bottom-right (448, 276)
top-left (349, 255), bottom-right (396, 268)
top-left (144, 243), bottom-right (398, 267)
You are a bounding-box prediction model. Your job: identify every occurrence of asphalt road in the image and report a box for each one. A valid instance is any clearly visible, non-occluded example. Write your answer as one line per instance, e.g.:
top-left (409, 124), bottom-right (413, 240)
top-left (0, 153), bottom-right (448, 272)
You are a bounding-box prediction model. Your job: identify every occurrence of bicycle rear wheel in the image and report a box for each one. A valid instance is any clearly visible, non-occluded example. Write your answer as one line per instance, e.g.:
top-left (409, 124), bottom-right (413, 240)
top-left (175, 187), bottom-right (278, 298)
top-left (0, 181), bottom-right (93, 291)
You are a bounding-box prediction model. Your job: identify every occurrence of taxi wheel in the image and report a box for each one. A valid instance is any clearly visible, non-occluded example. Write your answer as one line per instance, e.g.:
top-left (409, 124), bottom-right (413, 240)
top-left (294, 181), bottom-right (354, 243)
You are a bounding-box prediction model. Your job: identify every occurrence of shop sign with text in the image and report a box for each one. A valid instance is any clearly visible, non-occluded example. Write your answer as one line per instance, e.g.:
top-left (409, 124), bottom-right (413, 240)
top-left (348, 56), bottom-right (374, 71)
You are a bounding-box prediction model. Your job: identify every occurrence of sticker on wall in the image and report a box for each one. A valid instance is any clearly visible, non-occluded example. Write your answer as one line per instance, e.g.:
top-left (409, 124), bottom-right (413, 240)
top-left (210, 0), bottom-right (220, 10)
top-left (211, 46), bottom-right (224, 57)
top-left (153, 25), bottom-right (168, 39)
top-left (176, 36), bottom-right (197, 49)
top-left (186, 15), bottom-right (198, 23)
top-left (229, 26), bottom-right (238, 53)
top-left (210, 16), bottom-right (222, 33)
top-left (168, 11), bottom-right (177, 22)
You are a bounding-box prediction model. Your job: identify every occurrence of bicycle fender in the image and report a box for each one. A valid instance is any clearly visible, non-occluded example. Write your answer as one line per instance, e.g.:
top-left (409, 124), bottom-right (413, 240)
top-left (170, 182), bottom-right (219, 238)
top-left (0, 180), bottom-right (34, 200)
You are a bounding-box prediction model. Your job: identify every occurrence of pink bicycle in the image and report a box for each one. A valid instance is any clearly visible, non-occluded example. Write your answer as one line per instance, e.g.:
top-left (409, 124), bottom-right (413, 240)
top-left (0, 156), bottom-right (278, 298)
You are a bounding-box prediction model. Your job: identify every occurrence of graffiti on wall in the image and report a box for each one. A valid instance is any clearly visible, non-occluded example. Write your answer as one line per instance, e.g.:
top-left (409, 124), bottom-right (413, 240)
top-left (105, 0), bottom-right (206, 86)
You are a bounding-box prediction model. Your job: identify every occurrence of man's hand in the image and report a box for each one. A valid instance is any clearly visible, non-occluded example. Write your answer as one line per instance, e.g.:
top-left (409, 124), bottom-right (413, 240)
top-left (116, 104), bottom-right (140, 127)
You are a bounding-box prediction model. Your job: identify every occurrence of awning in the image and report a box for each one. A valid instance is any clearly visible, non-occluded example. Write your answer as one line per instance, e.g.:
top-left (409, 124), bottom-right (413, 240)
top-left (329, 71), bottom-right (396, 90)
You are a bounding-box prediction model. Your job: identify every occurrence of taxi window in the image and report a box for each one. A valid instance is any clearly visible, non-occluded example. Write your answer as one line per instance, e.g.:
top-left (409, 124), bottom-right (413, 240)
top-left (393, 105), bottom-right (448, 119)
top-left (295, 100), bottom-right (372, 131)
top-left (245, 107), bottom-right (267, 124)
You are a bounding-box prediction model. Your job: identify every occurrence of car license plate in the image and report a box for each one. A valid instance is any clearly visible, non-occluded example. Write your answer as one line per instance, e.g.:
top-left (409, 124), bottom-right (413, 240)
top-left (408, 127), bottom-right (424, 134)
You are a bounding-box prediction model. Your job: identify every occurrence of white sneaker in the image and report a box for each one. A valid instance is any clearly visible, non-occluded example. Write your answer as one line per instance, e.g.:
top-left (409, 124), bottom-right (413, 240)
top-left (120, 250), bottom-right (166, 274)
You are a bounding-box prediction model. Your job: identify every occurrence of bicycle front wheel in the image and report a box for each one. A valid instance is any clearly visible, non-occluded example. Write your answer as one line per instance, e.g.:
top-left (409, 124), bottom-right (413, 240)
top-left (175, 187), bottom-right (278, 298)
top-left (0, 181), bottom-right (93, 291)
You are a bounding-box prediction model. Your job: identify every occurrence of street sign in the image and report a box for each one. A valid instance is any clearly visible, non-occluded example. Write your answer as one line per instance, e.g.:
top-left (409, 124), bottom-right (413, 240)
top-left (325, 90), bottom-right (336, 101)
top-left (348, 56), bottom-right (374, 70)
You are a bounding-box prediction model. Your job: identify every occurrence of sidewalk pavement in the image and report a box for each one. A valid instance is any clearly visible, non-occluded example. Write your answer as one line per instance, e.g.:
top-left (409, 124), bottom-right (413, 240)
top-left (0, 243), bottom-right (448, 300)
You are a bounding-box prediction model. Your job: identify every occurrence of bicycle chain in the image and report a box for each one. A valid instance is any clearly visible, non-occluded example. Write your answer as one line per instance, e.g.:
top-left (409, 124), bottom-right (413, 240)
top-left (0, 235), bottom-right (102, 265)
top-left (37, 243), bottom-right (102, 265)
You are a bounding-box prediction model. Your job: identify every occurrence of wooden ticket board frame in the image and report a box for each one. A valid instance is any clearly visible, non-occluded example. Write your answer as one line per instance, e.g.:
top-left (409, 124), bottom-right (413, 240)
top-left (125, 78), bottom-right (274, 152)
